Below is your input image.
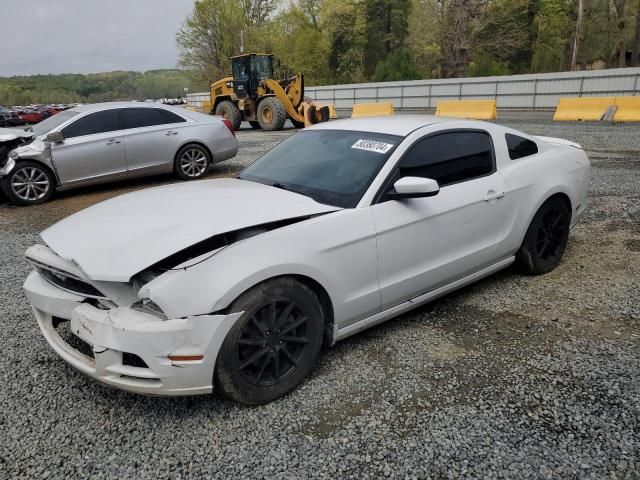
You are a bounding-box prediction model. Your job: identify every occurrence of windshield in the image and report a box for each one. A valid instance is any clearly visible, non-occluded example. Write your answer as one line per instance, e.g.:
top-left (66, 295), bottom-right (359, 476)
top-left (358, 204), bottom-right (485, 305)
top-left (30, 110), bottom-right (78, 137)
top-left (238, 130), bottom-right (402, 208)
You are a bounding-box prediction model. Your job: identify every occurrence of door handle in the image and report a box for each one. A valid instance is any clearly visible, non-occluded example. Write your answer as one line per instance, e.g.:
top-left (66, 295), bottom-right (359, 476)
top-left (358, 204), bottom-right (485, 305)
top-left (165, 131), bottom-right (178, 136)
top-left (106, 139), bottom-right (121, 145)
top-left (483, 190), bottom-right (505, 202)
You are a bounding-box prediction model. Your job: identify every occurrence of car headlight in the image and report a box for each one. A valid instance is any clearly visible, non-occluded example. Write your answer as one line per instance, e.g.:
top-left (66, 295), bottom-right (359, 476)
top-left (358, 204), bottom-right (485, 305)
top-left (130, 298), bottom-right (168, 320)
top-left (0, 158), bottom-right (15, 176)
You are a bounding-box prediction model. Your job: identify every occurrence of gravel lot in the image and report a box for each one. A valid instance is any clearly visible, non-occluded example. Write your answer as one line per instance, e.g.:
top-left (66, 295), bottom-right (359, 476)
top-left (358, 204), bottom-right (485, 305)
top-left (1, 118), bottom-right (639, 479)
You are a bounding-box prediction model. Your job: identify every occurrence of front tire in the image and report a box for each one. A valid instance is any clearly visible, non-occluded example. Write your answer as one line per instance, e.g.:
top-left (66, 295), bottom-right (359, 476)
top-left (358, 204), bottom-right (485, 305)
top-left (215, 101), bottom-right (242, 130)
top-left (174, 143), bottom-right (211, 180)
top-left (1, 161), bottom-right (55, 206)
top-left (517, 197), bottom-right (571, 275)
top-left (215, 278), bottom-right (325, 405)
top-left (257, 97), bottom-right (287, 131)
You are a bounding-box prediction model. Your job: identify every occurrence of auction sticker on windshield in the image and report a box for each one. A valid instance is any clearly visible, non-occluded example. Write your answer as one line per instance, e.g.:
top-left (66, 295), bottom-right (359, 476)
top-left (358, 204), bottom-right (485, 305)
top-left (351, 139), bottom-right (395, 154)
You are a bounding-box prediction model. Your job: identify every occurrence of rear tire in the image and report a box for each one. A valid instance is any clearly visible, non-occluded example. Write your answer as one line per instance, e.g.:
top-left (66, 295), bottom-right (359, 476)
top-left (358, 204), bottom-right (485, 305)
top-left (0, 161), bottom-right (55, 206)
top-left (516, 197), bottom-right (571, 275)
top-left (215, 278), bottom-right (325, 405)
top-left (174, 143), bottom-right (211, 180)
top-left (257, 97), bottom-right (287, 131)
top-left (215, 101), bottom-right (242, 130)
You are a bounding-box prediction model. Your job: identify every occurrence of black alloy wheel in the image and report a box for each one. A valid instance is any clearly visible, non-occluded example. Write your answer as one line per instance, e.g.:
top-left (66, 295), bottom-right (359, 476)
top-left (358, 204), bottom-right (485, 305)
top-left (517, 197), bottom-right (571, 275)
top-left (215, 278), bottom-right (324, 404)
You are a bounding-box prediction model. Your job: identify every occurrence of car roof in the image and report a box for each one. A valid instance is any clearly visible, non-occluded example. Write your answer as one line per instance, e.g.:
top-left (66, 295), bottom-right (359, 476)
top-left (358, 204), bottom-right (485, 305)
top-left (308, 115), bottom-right (457, 136)
top-left (72, 102), bottom-right (178, 113)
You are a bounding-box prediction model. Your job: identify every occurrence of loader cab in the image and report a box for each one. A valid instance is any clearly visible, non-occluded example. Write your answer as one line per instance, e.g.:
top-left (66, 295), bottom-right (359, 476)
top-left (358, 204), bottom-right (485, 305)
top-left (231, 54), bottom-right (274, 99)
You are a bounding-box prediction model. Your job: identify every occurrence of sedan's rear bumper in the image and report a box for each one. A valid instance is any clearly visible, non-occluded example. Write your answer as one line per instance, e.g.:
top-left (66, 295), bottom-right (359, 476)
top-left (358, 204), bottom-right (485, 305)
top-left (24, 270), bottom-right (241, 396)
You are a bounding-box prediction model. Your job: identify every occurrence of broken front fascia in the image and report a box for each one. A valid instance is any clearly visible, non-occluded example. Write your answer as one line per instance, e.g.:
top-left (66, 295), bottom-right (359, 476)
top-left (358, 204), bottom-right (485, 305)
top-left (0, 128), bottom-right (49, 177)
top-left (24, 244), bottom-right (244, 395)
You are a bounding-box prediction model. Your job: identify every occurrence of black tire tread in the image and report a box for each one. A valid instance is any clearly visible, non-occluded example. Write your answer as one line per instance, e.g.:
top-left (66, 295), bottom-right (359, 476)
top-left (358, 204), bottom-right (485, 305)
top-left (215, 277), bottom-right (324, 405)
top-left (215, 100), bottom-right (242, 130)
top-left (257, 97), bottom-right (287, 131)
top-left (0, 160), bottom-right (55, 206)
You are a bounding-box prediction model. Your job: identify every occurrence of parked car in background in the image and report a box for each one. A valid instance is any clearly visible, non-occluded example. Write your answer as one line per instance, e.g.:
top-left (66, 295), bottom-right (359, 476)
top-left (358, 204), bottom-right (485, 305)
top-left (0, 111), bottom-right (13, 127)
top-left (21, 116), bottom-right (590, 403)
top-left (7, 111), bottom-right (24, 126)
top-left (18, 110), bottom-right (44, 124)
top-left (0, 102), bottom-right (238, 205)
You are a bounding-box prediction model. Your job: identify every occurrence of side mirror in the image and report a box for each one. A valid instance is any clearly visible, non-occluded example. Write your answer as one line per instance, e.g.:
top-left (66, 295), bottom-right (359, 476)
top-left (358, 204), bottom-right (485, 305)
top-left (388, 176), bottom-right (440, 200)
top-left (46, 131), bottom-right (64, 143)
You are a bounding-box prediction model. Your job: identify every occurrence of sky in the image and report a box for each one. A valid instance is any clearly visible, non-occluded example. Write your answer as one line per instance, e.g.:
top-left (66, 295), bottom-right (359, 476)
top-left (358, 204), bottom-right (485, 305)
top-left (1, 0), bottom-right (196, 77)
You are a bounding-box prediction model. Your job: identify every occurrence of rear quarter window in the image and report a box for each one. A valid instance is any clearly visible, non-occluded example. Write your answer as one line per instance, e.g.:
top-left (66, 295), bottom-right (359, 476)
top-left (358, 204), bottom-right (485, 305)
top-left (506, 133), bottom-right (538, 160)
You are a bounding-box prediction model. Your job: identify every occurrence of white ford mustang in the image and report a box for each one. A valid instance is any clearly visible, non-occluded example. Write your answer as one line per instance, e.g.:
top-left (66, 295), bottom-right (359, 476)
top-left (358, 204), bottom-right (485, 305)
top-left (23, 115), bottom-right (590, 404)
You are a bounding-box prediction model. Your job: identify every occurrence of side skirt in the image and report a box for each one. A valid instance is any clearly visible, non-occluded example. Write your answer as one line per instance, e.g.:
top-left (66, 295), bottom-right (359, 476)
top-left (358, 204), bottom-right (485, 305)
top-left (333, 256), bottom-right (515, 344)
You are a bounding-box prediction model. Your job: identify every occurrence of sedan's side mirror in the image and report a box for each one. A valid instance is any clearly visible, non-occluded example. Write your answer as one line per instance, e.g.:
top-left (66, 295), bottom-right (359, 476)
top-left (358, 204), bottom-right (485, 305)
top-left (46, 131), bottom-right (64, 143)
top-left (388, 176), bottom-right (440, 200)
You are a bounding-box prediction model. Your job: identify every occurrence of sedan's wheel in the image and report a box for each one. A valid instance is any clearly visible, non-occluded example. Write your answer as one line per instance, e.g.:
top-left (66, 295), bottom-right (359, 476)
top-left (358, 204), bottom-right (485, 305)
top-left (517, 197), bottom-right (571, 275)
top-left (215, 278), bottom-right (325, 404)
top-left (0, 161), bottom-right (55, 206)
top-left (174, 144), bottom-right (211, 180)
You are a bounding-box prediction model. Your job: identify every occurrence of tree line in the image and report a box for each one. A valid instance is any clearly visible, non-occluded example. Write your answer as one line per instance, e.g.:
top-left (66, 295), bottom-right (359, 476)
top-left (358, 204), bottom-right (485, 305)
top-left (0, 70), bottom-right (208, 107)
top-left (177, 0), bottom-right (640, 85)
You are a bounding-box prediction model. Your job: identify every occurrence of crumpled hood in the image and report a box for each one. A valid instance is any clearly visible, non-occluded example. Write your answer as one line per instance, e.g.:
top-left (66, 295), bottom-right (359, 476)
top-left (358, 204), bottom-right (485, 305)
top-left (0, 127), bottom-right (33, 142)
top-left (41, 178), bottom-right (340, 282)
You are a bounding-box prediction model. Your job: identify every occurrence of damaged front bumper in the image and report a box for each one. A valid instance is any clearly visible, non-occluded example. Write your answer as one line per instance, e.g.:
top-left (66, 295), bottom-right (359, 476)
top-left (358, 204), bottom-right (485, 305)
top-left (24, 270), bottom-right (241, 396)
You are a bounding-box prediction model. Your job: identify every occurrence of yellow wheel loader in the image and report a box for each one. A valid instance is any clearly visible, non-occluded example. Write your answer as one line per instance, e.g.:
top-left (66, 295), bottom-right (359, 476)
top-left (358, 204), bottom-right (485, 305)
top-left (208, 53), bottom-right (330, 131)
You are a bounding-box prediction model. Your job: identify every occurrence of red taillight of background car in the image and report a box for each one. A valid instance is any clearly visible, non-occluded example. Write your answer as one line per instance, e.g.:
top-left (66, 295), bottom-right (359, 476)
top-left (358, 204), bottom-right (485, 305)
top-left (222, 118), bottom-right (236, 137)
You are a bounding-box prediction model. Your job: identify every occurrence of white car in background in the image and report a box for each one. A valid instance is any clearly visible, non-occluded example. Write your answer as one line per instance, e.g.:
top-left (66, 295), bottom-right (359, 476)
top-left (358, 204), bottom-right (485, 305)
top-left (0, 102), bottom-right (238, 205)
top-left (23, 116), bottom-right (590, 404)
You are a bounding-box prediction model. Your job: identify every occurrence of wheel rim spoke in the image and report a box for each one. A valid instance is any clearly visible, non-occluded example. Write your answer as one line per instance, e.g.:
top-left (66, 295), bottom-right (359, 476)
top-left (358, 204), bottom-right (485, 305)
top-left (12, 167), bottom-right (49, 201)
top-left (237, 300), bottom-right (309, 387)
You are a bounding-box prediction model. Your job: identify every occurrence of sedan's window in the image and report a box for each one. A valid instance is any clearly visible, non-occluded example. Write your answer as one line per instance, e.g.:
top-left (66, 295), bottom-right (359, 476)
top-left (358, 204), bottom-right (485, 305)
top-left (61, 110), bottom-right (121, 139)
top-left (506, 133), bottom-right (538, 160)
top-left (239, 130), bottom-right (402, 208)
top-left (399, 131), bottom-right (494, 186)
top-left (121, 108), bottom-right (186, 129)
top-left (30, 110), bottom-right (78, 137)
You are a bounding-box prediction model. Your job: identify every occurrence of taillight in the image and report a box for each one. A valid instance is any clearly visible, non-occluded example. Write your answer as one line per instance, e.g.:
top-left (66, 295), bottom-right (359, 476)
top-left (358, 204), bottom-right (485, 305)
top-left (222, 118), bottom-right (235, 137)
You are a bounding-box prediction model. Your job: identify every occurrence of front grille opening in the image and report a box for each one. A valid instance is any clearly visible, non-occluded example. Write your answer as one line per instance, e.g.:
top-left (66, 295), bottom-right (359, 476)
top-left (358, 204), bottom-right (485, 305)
top-left (54, 318), bottom-right (94, 359)
top-left (38, 267), bottom-right (106, 298)
top-left (122, 352), bottom-right (149, 368)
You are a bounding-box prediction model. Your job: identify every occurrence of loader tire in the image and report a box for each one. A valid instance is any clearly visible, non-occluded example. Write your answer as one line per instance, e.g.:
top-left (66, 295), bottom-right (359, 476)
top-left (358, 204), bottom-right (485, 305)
top-left (215, 101), bottom-right (242, 130)
top-left (258, 97), bottom-right (287, 131)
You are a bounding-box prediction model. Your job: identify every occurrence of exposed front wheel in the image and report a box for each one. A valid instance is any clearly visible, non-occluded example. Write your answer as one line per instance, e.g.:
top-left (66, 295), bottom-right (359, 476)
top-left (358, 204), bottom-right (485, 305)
top-left (257, 97), bottom-right (287, 131)
top-left (517, 197), bottom-right (571, 275)
top-left (0, 161), bottom-right (55, 206)
top-left (215, 100), bottom-right (242, 130)
top-left (215, 278), bottom-right (325, 404)
top-left (174, 144), bottom-right (211, 180)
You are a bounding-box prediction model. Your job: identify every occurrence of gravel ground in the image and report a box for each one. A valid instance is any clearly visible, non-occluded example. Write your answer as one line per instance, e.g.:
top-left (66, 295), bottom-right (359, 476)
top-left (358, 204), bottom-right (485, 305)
top-left (1, 119), bottom-right (639, 479)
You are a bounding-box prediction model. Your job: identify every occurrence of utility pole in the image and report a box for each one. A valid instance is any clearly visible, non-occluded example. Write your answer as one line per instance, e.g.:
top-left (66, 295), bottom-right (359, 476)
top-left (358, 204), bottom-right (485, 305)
top-left (570, 0), bottom-right (584, 71)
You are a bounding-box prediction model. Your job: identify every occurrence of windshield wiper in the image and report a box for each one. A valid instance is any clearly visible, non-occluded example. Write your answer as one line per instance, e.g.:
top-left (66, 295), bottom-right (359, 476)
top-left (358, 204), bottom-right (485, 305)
top-left (271, 182), bottom-right (306, 196)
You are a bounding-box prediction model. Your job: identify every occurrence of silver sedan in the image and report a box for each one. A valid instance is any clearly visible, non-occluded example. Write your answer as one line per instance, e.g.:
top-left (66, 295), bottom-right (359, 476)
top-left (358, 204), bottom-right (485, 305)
top-left (0, 102), bottom-right (238, 205)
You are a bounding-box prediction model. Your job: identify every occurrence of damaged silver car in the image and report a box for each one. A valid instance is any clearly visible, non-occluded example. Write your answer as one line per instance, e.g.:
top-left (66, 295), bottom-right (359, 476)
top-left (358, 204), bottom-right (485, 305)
top-left (0, 102), bottom-right (238, 205)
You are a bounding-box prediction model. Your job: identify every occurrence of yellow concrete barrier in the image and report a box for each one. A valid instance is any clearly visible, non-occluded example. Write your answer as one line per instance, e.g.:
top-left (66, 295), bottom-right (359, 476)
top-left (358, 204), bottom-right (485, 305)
top-left (351, 102), bottom-right (395, 118)
top-left (552, 97), bottom-right (614, 121)
top-left (202, 100), bottom-right (212, 114)
top-left (185, 105), bottom-right (197, 112)
top-left (435, 99), bottom-right (497, 120)
top-left (613, 96), bottom-right (640, 122)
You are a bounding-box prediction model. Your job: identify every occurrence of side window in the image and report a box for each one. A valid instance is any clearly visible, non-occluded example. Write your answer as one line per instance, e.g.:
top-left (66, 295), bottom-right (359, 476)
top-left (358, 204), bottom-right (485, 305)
top-left (61, 110), bottom-right (120, 139)
top-left (506, 133), bottom-right (538, 160)
top-left (121, 108), bottom-right (186, 129)
top-left (398, 131), bottom-right (494, 186)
